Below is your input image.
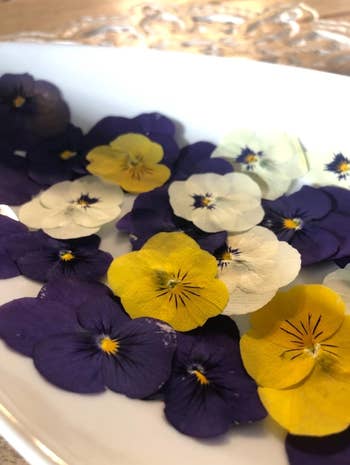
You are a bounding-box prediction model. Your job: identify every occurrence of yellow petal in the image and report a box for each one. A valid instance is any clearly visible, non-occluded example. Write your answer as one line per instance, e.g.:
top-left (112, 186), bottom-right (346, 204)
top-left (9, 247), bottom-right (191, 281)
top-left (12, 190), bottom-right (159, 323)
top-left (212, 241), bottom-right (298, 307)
top-left (110, 133), bottom-right (164, 164)
top-left (240, 285), bottom-right (346, 389)
top-left (259, 363), bottom-right (350, 436)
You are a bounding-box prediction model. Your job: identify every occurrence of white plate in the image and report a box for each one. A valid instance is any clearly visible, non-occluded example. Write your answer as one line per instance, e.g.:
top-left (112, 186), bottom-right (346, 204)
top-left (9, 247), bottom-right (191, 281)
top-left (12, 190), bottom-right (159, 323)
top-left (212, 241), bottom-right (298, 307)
top-left (0, 43), bottom-right (349, 465)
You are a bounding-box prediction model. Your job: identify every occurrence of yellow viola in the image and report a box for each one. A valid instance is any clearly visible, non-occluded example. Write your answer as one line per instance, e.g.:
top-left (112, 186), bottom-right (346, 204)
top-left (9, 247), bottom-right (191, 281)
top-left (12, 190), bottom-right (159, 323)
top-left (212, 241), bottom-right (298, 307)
top-left (87, 133), bottom-right (171, 193)
top-left (240, 284), bottom-right (350, 436)
top-left (107, 232), bottom-right (229, 331)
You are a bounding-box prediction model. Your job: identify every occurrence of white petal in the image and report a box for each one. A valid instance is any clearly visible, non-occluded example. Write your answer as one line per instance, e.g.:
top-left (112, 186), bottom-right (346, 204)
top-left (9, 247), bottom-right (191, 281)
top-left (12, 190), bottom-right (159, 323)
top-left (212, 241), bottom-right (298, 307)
top-left (19, 197), bottom-right (48, 229)
top-left (70, 175), bottom-right (124, 206)
top-left (225, 172), bottom-right (261, 198)
top-left (168, 181), bottom-right (195, 222)
top-left (273, 241), bottom-right (301, 287)
top-left (40, 181), bottom-right (75, 208)
top-left (43, 223), bottom-right (100, 240)
top-left (41, 208), bottom-right (72, 228)
top-left (323, 266), bottom-right (350, 313)
top-left (223, 287), bottom-right (277, 315)
top-left (72, 204), bottom-right (121, 227)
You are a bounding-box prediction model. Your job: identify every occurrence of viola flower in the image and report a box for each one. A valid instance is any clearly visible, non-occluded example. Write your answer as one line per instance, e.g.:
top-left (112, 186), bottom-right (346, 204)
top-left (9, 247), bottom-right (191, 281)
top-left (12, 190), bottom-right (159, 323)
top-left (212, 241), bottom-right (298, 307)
top-left (323, 266), bottom-right (350, 314)
top-left (211, 129), bottom-right (308, 200)
top-left (0, 73), bottom-right (70, 148)
top-left (27, 123), bottom-right (87, 186)
top-left (0, 288), bottom-right (176, 397)
top-left (19, 175), bottom-right (123, 239)
top-left (0, 142), bottom-right (41, 205)
top-left (305, 145), bottom-right (350, 189)
top-left (116, 185), bottom-right (227, 253)
top-left (0, 214), bottom-right (28, 278)
top-left (108, 232), bottom-right (229, 331)
top-left (261, 185), bottom-right (350, 265)
top-left (215, 226), bottom-right (301, 315)
top-left (7, 231), bottom-right (112, 283)
top-left (286, 429), bottom-right (350, 465)
top-left (87, 133), bottom-right (171, 193)
top-left (171, 142), bottom-right (233, 181)
top-left (169, 172), bottom-right (264, 233)
top-left (164, 315), bottom-right (266, 438)
top-left (240, 285), bottom-right (350, 436)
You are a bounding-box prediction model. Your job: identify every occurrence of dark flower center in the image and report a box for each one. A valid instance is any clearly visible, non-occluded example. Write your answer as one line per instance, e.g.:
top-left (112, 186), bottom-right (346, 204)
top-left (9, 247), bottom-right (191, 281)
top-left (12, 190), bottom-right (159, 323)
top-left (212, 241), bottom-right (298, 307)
top-left (154, 269), bottom-right (203, 309)
top-left (236, 147), bottom-right (263, 171)
top-left (216, 245), bottom-right (241, 269)
top-left (283, 217), bottom-right (303, 230)
top-left (76, 193), bottom-right (99, 208)
top-left (60, 150), bottom-right (77, 161)
top-left (192, 193), bottom-right (215, 210)
top-left (99, 336), bottom-right (119, 355)
top-left (13, 95), bottom-right (26, 108)
top-left (325, 153), bottom-right (350, 180)
top-left (59, 250), bottom-right (75, 262)
top-left (187, 363), bottom-right (209, 385)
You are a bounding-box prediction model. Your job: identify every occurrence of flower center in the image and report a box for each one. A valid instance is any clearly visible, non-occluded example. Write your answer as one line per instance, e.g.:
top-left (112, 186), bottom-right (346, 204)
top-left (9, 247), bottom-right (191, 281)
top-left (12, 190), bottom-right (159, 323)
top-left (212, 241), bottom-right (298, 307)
top-left (338, 162), bottom-right (350, 173)
top-left (216, 245), bottom-right (241, 269)
top-left (283, 217), bottom-right (303, 230)
top-left (60, 150), bottom-right (77, 160)
top-left (99, 336), bottom-right (119, 355)
top-left (236, 147), bottom-right (263, 171)
top-left (192, 193), bottom-right (215, 210)
top-left (279, 313), bottom-right (338, 360)
top-left (13, 95), bottom-right (26, 108)
top-left (75, 193), bottom-right (99, 208)
top-left (188, 364), bottom-right (209, 385)
top-left (122, 154), bottom-right (153, 180)
top-left (59, 250), bottom-right (75, 261)
top-left (155, 269), bottom-right (203, 309)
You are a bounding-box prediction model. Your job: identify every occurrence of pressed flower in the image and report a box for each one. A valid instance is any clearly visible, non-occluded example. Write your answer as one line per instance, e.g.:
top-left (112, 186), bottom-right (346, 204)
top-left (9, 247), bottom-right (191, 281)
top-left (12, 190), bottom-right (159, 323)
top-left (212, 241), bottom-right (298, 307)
top-left (240, 284), bottom-right (350, 436)
top-left (0, 73), bottom-right (70, 147)
top-left (211, 129), bottom-right (308, 200)
top-left (215, 226), bottom-right (301, 314)
top-left (87, 133), bottom-right (171, 193)
top-left (323, 266), bottom-right (350, 314)
top-left (0, 287), bottom-right (176, 397)
top-left (7, 231), bottom-right (112, 283)
top-left (169, 172), bottom-right (264, 233)
top-left (0, 214), bottom-right (28, 278)
top-left (19, 175), bottom-right (123, 239)
top-left (108, 232), bottom-right (229, 331)
top-left (27, 123), bottom-right (87, 186)
top-left (171, 142), bottom-right (233, 181)
top-left (164, 315), bottom-right (266, 438)
top-left (261, 185), bottom-right (350, 265)
top-left (116, 185), bottom-right (227, 253)
top-left (83, 113), bottom-right (179, 169)
top-left (286, 429), bottom-right (350, 465)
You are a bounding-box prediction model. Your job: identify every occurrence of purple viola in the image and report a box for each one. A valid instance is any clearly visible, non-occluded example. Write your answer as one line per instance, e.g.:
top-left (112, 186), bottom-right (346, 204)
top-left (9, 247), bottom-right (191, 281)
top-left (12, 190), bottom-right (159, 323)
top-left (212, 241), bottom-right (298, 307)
top-left (0, 215), bottom-right (28, 278)
top-left (83, 112), bottom-right (179, 168)
top-left (116, 185), bottom-right (227, 253)
top-left (164, 315), bottom-right (266, 438)
top-left (286, 430), bottom-right (350, 465)
top-left (7, 231), bottom-right (112, 283)
top-left (261, 185), bottom-right (350, 265)
top-left (171, 142), bottom-right (233, 181)
top-left (0, 281), bottom-right (176, 397)
top-left (27, 123), bottom-right (87, 186)
top-left (0, 73), bottom-right (70, 148)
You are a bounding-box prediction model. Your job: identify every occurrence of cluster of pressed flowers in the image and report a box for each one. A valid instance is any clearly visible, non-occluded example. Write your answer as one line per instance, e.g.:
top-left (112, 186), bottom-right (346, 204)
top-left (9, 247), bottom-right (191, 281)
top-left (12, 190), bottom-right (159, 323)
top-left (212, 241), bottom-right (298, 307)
top-left (1, 72), bottom-right (350, 464)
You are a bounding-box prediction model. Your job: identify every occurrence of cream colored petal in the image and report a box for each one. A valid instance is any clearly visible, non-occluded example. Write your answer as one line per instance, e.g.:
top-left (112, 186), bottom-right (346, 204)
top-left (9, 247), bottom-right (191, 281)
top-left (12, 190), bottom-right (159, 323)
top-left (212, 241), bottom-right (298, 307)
top-left (19, 197), bottom-right (48, 229)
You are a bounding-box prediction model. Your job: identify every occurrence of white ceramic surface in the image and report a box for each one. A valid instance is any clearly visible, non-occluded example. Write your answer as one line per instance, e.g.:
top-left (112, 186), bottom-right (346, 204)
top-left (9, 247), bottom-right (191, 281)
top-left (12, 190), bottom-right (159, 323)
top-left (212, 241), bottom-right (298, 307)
top-left (0, 43), bottom-right (349, 465)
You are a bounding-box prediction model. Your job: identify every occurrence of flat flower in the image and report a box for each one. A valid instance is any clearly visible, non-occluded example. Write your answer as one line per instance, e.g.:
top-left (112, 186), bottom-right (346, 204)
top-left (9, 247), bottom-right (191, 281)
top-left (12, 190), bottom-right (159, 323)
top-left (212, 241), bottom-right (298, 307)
top-left (171, 142), bottom-right (233, 181)
top-left (164, 315), bottom-right (266, 438)
top-left (261, 185), bottom-right (350, 265)
top-left (87, 133), bottom-right (171, 193)
top-left (211, 129), bottom-right (308, 200)
top-left (169, 172), bottom-right (264, 233)
top-left (27, 123), bottom-right (87, 186)
top-left (107, 232), bottom-right (229, 331)
top-left (19, 175), bottom-right (123, 239)
top-left (286, 429), bottom-right (350, 465)
top-left (0, 284), bottom-right (176, 397)
top-left (240, 285), bottom-right (350, 436)
top-left (0, 73), bottom-right (70, 148)
top-left (0, 214), bottom-right (28, 278)
top-left (215, 226), bottom-right (301, 314)
top-left (116, 185), bottom-right (227, 253)
top-left (7, 231), bottom-right (112, 283)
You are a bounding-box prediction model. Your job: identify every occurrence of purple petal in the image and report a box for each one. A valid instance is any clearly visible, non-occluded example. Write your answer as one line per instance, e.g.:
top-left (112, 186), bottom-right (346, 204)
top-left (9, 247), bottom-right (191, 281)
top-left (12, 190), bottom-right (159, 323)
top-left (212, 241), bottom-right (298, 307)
top-left (0, 251), bottom-right (20, 278)
top-left (317, 212), bottom-right (350, 259)
top-left (0, 298), bottom-right (77, 356)
top-left (34, 333), bottom-right (105, 393)
top-left (286, 429), bottom-right (350, 465)
top-left (0, 215), bottom-right (27, 237)
top-left (83, 117), bottom-right (138, 152)
top-left (133, 113), bottom-right (176, 137)
top-left (290, 226), bottom-right (340, 265)
top-left (0, 160), bottom-right (41, 205)
top-left (103, 318), bottom-right (176, 398)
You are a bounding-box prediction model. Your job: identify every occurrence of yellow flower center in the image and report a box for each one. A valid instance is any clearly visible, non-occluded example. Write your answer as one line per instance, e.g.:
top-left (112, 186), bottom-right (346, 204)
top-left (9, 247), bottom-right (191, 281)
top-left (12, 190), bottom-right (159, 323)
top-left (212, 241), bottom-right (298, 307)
top-left (100, 337), bottom-right (119, 355)
top-left (155, 270), bottom-right (203, 309)
top-left (60, 150), bottom-right (77, 160)
top-left (283, 218), bottom-right (303, 230)
top-left (244, 153), bottom-right (258, 164)
top-left (192, 369), bottom-right (209, 385)
top-left (59, 250), bottom-right (75, 262)
top-left (13, 95), bottom-right (26, 108)
top-left (122, 154), bottom-right (153, 180)
top-left (280, 314), bottom-right (338, 360)
top-left (338, 162), bottom-right (350, 173)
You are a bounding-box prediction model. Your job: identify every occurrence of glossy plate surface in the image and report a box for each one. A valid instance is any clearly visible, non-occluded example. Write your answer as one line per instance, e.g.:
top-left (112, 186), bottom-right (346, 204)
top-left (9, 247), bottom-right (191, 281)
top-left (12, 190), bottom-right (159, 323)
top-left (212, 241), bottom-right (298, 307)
top-left (0, 43), bottom-right (349, 465)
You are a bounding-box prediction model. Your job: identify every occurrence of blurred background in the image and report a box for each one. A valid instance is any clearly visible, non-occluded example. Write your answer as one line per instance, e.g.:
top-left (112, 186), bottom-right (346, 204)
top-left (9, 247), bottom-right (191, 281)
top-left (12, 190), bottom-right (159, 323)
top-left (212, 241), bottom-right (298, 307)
top-left (0, 0), bottom-right (350, 74)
